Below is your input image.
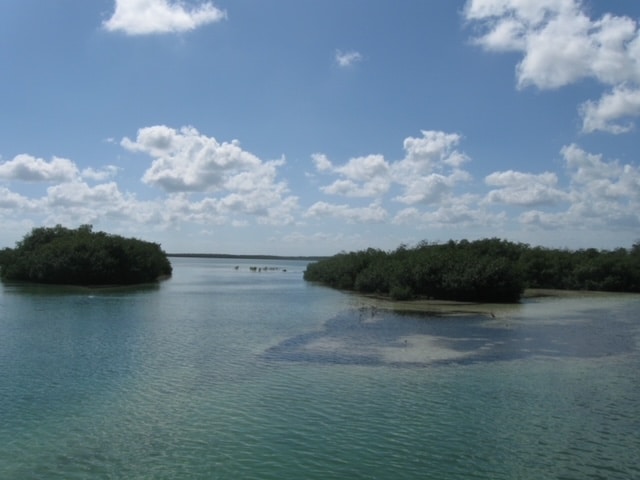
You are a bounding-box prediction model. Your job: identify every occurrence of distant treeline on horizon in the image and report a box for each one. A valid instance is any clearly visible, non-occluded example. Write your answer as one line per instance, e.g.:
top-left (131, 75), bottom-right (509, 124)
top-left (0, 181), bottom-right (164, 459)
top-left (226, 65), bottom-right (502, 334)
top-left (168, 253), bottom-right (327, 261)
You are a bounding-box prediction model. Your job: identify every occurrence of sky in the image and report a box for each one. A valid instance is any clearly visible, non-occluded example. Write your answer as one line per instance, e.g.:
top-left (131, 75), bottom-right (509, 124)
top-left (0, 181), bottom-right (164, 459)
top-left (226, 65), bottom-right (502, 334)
top-left (1, 0), bottom-right (639, 256)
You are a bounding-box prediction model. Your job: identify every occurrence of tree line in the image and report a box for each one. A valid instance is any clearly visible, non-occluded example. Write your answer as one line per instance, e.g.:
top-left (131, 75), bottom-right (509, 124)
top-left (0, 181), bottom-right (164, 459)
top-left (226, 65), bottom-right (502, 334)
top-left (303, 238), bottom-right (640, 302)
top-left (0, 225), bottom-right (173, 286)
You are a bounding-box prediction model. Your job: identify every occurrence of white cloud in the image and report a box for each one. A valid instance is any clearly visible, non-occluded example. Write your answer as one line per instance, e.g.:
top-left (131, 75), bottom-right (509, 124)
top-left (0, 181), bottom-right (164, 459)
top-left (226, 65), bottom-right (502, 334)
top-left (464, 0), bottom-right (640, 133)
top-left (580, 86), bottom-right (640, 134)
top-left (484, 170), bottom-right (568, 206)
top-left (394, 170), bottom-right (471, 205)
top-left (335, 50), bottom-right (363, 67)
top-left (0, 168), bottom-right (156, 233)
top-left (420, 199), bottom-right (490, 227)
top-left (311, 153), bottom-right (333, 172)
top-left (0, 187), bottom-right (35, 210)
top-left (0, 154), bottom-right (79, 183)
top-left (392, 131), bottom-right (471, 205)
top-left (121, 125), bottom-right (298, 223)
top-left (392, 207), bottom-right (421, 225)
top-left (81, 165), bottom-right (120, 182)
top-left (304, 201), bottom-right (388, 224)
top-left (562, 143), bottom-right (640, 202)
top-left (398, 131), bottom-right (468, 173)
top-left (46, 181), bottom-right (125, 208)
top-left (492, 144), bottom-right (640, 231)
top-left (393, 194), bottom-right (504, 229)
top-left (561, 143), bottom-right (620, 184)
top-left (36, 180), bottom-right (161, 228)
top-left (521, 198), bottom-right (640, 231)
top-left (318, 154), bottom-right (391, 198)
top-left (519, 209), bottom-right (565, 229)
top-left (319, 179), bottom-right (358, 196)
top-left (45, 181), bottom-right (155, 225)
top-left (2, 129), bottom-right (636, 252)
top-left (104, 0), bottom-right (226, 35)
top-left (0, 126), bottom-right (299, 241)
top-left (307, 131), bottom-right (474, 229)
top-left (123, 125), bottom-right (263, 191)
top-left (464, 0), bottom-right (577, 26)
top-left (336, 154), bottom-right (389, 181)
top-left (161, 194), bottom-right (227, 226)
top-left (313, 130), bottom-right (471, 206)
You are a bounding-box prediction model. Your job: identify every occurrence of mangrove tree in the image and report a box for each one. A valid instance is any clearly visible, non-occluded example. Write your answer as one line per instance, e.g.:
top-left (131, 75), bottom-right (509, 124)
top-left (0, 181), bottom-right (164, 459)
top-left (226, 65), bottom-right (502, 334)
top-left (0, 225), bottom-right (173, 286)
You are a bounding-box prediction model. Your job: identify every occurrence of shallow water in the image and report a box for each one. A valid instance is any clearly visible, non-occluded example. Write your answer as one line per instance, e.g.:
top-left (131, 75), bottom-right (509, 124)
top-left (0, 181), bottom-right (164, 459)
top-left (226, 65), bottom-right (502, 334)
top-left (1, 257), bottom-right (639, 479)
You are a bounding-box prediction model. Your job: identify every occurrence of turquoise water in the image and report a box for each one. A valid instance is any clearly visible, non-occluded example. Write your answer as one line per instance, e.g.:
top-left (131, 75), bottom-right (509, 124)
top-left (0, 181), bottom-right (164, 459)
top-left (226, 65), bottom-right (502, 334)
top-left (1, 257), bottom-right (639, 479)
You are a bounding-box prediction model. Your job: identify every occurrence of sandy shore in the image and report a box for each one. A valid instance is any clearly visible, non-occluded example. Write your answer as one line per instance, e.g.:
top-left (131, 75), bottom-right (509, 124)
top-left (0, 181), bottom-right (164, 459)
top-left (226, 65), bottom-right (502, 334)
top-left (350, 288), bottom-right (636, 317)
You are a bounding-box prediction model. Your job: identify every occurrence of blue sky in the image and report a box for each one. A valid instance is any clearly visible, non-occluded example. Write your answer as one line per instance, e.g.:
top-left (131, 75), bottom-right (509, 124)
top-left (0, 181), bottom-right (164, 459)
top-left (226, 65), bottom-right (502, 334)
top-left (1, 0), bottom-right (639, 255)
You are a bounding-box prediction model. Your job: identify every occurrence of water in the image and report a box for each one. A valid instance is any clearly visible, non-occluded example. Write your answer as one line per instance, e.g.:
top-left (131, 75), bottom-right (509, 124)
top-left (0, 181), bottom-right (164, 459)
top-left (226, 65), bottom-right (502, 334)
top-left (1, 257), bottom-right (639, 479)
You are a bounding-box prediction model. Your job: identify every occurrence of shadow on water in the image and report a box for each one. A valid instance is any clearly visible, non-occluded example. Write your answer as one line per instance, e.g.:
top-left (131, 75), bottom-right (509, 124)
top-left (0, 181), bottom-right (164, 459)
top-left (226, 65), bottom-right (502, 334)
top-left (263, 305), bottom-right (637, 367)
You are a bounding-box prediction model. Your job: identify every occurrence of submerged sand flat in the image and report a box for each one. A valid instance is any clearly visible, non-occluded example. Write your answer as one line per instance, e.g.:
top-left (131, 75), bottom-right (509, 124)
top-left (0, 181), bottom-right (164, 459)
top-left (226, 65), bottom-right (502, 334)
top-left (264, 291), bottom-right (640, 367)
top-left (380, 335), bottom-right (473, 363)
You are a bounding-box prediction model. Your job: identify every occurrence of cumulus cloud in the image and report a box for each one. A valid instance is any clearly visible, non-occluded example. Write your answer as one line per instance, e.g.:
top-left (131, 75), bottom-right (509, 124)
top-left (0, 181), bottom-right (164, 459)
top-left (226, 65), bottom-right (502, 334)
top-left (306, 130), bottom-right (477, 229)
top-left (313, 130), bottom-right (471, 207)
top-left (0, 187), bottom-right (35, 210)
top-left (518, 209), bottom-right (565, 230)
top-left (121, 125), bottom-right (298, 224)
top-left (392, 131), bottom-right (471, 205)
top-left (0, 154), bottom-right (79, 183)
top-left (561, 143), bottom-right (619, 184)
top-left (0, 154), bottom-right (160, 232)
top-left (2, 127), bottom-right (636, 251)
top-left (104, 0), bottom-right (226, 35)
top-left (321, 155), bottom-right (391, 198)
top-left (0, 126), bottom-right (300, 239)
top-left (394, 170), bottom-right (471, 206)
top-left (464, 0), bottom-right (640, 133)
top-left (304, 201), bottom-right (388, 224)
top-left (335, 50), bottom-right (363, 67)
top-left (46, 181), bottom-right (125, 208)
top-left (399, 131), bottom-right (469, 171)
top-left (393, 194), bottom-right (504, 229)
top-left (313, 153), bottom-right (391, 198)
top-left (486, 144), bottom-right (640, 231)
top-left (562, 143), bottom-right (640, 203)
top-left (81, 165), bottom-right (120, 182)
top-left (484, 170), bottom-right (568, 206)
top-left (420, 198), bottom-right (499, 227)
top-left (580, 86), bottom-right (640, 134)
top-left (123, 125), bottom-right (264, 191)
top-left (311, 153), bottom-right (333, 172)
top-left (40, 180), bottom-right (162, 227)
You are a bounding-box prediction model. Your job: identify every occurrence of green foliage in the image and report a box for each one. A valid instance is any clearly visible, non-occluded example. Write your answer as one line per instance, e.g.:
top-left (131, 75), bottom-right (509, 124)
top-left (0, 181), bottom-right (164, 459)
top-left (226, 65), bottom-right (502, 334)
top-left (305, 238), bottom-right (524, 302)
top-left (0, 225), bottom-right (172, 286)
top-left (517, 245), bottom-right (640, 292)
top-left (304, 238), bottom-right (640, 302)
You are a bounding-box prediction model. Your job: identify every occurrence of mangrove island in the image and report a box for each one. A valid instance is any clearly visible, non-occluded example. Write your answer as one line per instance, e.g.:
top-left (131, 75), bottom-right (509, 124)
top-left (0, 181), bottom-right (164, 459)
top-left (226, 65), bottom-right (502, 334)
top-left (303, 238), bottom-right (640, 303)
top-left (0, 225), bottom-right (172, 286)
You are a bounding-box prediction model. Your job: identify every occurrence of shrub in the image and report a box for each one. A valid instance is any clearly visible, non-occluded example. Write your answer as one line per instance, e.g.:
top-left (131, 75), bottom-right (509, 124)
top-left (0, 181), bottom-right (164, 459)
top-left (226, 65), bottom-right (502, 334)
top-left (303, 238), bottom-right (640, 302)
top-left (0, 225), bottom-right (172, 286)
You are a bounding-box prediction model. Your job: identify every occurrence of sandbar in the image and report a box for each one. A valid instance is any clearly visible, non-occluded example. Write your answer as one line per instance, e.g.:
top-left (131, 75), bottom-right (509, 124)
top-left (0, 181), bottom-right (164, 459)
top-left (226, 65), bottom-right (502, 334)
top-left (349, 288), bottom-right (635, 317)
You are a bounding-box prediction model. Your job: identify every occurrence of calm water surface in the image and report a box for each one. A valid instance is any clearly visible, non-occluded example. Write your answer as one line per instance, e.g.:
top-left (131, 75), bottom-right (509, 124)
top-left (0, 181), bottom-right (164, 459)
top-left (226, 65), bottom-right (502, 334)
top-left (1, 257), bottom-right (639, 479)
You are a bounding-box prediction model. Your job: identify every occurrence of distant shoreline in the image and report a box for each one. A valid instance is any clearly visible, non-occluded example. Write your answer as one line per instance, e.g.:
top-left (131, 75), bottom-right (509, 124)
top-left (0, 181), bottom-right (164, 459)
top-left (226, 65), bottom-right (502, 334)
top-left (168, 253), bottom-right (327, 261)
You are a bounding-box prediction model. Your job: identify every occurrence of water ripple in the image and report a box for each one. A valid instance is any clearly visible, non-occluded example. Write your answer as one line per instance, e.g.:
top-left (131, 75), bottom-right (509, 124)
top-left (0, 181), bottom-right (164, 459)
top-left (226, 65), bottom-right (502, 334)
top-left (1, 261), bottom-right (638, 479)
